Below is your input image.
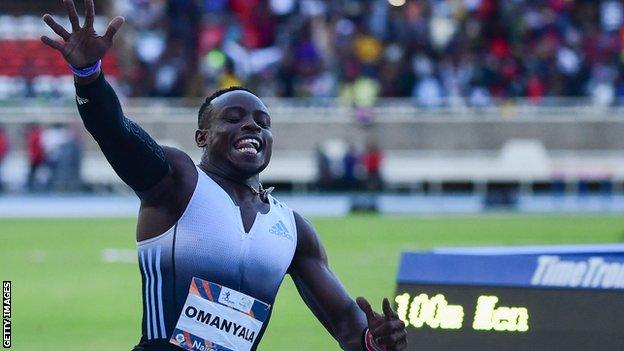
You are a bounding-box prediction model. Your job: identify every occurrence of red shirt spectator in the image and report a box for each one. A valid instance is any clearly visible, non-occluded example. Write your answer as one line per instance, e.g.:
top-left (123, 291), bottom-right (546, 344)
top-left (27, 125), bottom-right (44, 165)
top-left (361, 145), bottom-right (383, 191)
top-left (527, 75), bottom-right (545, 104)
top-left (362, 147), bottom-right (382, 175)
top-left (0, 129), bottom-right (8, 162)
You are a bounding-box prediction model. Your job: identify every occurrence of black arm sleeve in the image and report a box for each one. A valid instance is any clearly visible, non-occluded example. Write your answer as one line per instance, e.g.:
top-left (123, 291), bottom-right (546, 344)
top-left (75, 72), bottom-right (170, 192)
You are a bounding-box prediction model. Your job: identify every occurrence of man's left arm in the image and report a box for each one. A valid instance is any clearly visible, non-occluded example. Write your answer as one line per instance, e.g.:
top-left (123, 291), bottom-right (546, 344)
top-left (288, 212), bottom-right (407, 351)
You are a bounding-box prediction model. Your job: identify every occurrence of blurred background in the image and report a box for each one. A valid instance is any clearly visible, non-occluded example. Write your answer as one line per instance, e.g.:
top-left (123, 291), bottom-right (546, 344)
top-left (0, 0), bottom-right (623, 350)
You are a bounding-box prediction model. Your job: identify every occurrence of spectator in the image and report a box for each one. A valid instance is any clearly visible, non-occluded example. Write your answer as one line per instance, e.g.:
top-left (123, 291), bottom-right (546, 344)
top-left (53, 123), bottom-right (83, 192)
top-left (315, 144), bottom-right (332, 191)
top-left (340, 143), bottom-right (360, 190)
top-left (340, 70), bottom-right (380, 124)
top-left (25, 123), bottom-right (45, 191)
top-left (361, 140), bottom-right (383, 191)
top-left (41, 124), bottom-right (71, 191)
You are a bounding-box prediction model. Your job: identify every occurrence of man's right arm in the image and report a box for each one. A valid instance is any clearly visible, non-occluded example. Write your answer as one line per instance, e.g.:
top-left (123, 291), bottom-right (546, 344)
top-left (41, 0), bottom-right (179, 196)
top-left (75, 70), bottom-right (170, 193)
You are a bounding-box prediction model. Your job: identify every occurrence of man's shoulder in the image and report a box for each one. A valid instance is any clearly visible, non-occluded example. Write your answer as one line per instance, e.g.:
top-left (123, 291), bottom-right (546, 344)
top-left (162, 146), bottom-right (194, 168)
top-left (160, 146), bottom-right (198, 190)
top-left (290, 209), bottom-right (315, 237)
top-left (138, 146), bottom-right (196, 205)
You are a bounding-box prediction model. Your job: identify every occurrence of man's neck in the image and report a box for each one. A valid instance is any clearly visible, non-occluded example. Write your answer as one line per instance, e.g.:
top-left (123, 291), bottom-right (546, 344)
top-left (199, 162), bottom-right (258, 191)
top-left (198, 161), bottom-right (274, 204)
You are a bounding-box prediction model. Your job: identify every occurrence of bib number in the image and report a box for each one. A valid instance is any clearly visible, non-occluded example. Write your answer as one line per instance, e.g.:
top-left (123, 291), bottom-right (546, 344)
top-left (169, 278), bottom-right (271, 351)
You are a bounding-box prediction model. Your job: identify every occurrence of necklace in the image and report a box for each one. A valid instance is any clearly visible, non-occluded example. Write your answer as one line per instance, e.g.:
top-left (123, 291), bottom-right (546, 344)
top-left (200, 166), bottom-right (274, 203)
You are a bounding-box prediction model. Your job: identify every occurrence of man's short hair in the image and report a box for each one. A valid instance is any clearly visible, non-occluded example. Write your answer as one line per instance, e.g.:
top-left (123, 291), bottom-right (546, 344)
top-left (198, 86), bottom-right (254, 127)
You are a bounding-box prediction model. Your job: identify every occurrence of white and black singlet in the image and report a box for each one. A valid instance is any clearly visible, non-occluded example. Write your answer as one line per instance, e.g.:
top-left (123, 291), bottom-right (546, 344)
top-left (134, 166), bottom-right (297, 351)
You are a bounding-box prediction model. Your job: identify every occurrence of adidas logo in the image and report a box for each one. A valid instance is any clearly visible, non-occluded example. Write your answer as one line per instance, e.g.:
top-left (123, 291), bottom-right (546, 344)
top-left (76, 95), bottom-right (89, 105)
top-left (269, 220), bottom-right (293, 241)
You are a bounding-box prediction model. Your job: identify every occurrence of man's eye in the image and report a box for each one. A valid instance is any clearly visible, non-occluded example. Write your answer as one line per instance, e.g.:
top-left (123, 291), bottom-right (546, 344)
top-left (257, 118), bottom-right (270, 128)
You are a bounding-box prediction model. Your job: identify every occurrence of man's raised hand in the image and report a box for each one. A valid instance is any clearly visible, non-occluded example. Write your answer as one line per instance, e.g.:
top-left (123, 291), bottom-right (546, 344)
top-left (41, 0), bottom-right (124, 68)
top-left (357, 296), bottom-right (407, 351)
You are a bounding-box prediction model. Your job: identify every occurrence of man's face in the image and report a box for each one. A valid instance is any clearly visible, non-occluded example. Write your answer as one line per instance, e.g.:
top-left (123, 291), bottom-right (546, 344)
top-left (195, 90), bottom-right (273, 177)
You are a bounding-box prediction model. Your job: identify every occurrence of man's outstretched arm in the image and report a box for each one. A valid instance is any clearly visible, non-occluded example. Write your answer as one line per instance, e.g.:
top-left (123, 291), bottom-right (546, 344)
top-left (289, 212), bottom-right (407, 351)
top-left (74, 71), bottom-right (170, 193)
top-left (41, 0), bottom-right (169, 194)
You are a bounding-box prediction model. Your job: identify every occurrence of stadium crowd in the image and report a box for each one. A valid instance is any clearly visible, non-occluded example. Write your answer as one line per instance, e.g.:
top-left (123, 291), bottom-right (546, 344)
top-left (118, 0), bottom-right (624, 106)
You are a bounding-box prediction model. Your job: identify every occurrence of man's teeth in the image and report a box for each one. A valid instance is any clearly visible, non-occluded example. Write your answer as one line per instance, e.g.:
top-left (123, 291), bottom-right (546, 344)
top-left (237, 147), bottom-right (258, 154)
top-left (240, 138), bottom-right (260, 148)
top-left (235, 138), bottom-right (259, 154)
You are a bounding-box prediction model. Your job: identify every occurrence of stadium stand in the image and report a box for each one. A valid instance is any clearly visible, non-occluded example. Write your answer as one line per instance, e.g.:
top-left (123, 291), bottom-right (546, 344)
top-left (0, 15), bottom-right (120, 99)
top-left (108, 0), bottom-right (624, 104)
top-left (2, 0), bottom-right (624, 104)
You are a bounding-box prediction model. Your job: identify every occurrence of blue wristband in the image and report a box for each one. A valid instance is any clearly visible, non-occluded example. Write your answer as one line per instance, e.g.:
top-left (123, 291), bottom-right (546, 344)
top-left (69, 60), bottom-right (102, 77)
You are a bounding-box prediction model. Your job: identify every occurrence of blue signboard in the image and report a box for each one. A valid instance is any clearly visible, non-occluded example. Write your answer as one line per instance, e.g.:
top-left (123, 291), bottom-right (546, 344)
top-left (394, 244), bottom-right (624, 350)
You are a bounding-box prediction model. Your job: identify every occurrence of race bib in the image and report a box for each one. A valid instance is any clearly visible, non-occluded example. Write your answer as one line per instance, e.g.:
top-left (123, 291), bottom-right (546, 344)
top-left (170, 277), bottom-right (271, 351)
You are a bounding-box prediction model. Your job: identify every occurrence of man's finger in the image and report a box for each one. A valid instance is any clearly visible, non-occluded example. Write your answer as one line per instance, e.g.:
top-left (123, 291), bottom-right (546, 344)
top-left (356, 296), bottom-right (375, 323)
top-left (104, 16), bottom-right (125, 42)
top-left (41, 36), bottom-right (64, 52)
top-left (84, 0), bottom-right (95, 27)
top-left (64, 0), bottom-right (80, 31)
top-left (382, 297), bottom-right (397, 321)
top-left (43, 14), bottom-right (71, 40)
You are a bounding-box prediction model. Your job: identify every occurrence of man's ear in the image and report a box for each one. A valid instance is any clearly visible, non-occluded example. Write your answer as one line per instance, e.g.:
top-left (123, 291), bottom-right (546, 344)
top-left (195, 129), bottom-right (208, 148)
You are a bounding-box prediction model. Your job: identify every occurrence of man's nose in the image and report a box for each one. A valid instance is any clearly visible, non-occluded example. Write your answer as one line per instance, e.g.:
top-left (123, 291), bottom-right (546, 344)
top-left (241, 117), bottom-right (261, 132)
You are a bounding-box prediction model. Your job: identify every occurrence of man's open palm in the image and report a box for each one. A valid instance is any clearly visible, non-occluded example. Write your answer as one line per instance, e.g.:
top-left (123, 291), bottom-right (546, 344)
top-left (41, 0), bottom-right (124, 68)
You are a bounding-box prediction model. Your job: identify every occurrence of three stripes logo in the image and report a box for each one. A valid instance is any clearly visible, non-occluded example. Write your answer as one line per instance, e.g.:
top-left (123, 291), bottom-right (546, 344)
top-left (269, 220), bottom-right (293, 241)
top-left (139, 246), bottom-right (167, 341)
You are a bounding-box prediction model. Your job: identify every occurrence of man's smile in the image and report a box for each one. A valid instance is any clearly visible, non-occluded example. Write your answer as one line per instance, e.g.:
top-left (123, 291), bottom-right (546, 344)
top-left (233, 136), bottom-right (263, 155)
